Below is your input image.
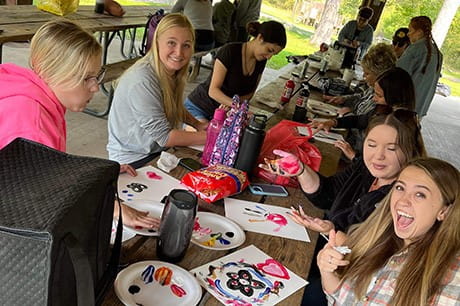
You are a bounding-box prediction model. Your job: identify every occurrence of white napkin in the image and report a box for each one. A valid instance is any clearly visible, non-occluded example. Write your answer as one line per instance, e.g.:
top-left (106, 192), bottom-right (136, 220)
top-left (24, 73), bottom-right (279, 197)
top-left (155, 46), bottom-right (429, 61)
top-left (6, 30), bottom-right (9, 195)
top-left (156, 151), bottom-right (180, 173)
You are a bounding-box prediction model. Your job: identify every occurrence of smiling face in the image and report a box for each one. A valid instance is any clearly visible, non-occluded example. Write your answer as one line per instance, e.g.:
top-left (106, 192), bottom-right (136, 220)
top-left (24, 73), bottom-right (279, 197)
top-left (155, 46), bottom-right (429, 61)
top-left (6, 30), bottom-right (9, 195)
top-left (157, 26), bottom-right (193, 75)
top-left (253, 35), bottom-right (283, 61)
top-left (363, 124), bottom-right (405, 185)
top-left (50, 54), bottom-right (101, 112)
top-left (390, 166), bottom-right (448, 246)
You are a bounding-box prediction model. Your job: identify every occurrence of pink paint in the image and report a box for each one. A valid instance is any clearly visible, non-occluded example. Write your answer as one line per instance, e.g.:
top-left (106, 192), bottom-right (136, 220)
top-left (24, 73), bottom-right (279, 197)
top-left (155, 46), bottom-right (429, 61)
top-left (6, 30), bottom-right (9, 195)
top-left (256, 259), bottom-right (290, 280)
top-left (277, 155), bottom-right (301, 175)
top-left (267, 213), bottom-right (287, 232)
top-left (146, 171), bottom-right (162, 180)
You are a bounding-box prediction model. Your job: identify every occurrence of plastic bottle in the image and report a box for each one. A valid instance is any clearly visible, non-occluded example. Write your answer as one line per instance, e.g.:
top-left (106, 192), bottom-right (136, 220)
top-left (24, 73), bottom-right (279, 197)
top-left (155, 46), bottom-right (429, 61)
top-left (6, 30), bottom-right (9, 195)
top-left (201, 108), bottom-right (226, 166)
top-left (156, 189), bottom-right (197, 263)
top-left (299, 59), bottom-right (309, 81)
top-left (95, 0), bottom-right (105, 13)
top-left (234, 114), bottom-right (267, 177)
top-left (292, 83), bottom-right (310, 123)
top-left (319, 53), bottom-right (329, 75)
top-left (280, 74), bottom-right (296, 104)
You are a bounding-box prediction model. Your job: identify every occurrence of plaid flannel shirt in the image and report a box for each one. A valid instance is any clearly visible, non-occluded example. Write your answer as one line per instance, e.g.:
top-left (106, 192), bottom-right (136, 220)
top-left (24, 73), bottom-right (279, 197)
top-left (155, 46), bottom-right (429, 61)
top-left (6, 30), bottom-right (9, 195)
top-left (327, 250), bottom-right (460, 305)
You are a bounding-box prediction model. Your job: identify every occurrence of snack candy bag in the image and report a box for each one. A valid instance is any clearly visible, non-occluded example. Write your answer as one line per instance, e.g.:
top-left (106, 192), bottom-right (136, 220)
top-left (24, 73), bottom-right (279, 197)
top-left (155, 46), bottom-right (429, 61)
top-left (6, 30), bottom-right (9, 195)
top-left (180, 164), bottom-right (249, 203)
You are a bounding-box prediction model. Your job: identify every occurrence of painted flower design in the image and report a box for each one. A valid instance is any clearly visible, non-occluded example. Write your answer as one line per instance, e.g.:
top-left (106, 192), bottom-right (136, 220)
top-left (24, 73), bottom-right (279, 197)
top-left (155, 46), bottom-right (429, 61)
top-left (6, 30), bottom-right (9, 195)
top-left (226, 270), bottom-right (266, 297)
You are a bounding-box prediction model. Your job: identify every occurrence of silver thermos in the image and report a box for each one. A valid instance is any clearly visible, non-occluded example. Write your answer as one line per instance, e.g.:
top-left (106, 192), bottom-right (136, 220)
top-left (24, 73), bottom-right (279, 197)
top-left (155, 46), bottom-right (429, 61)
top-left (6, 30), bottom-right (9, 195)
top-left (156, 189), bottom-right (197, 263)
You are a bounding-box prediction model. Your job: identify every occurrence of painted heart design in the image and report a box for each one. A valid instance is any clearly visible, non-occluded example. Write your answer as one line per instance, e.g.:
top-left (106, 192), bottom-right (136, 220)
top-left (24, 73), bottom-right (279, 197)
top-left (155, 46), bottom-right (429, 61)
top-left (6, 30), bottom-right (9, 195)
top-left (256, 259), bottom-right (290, 280)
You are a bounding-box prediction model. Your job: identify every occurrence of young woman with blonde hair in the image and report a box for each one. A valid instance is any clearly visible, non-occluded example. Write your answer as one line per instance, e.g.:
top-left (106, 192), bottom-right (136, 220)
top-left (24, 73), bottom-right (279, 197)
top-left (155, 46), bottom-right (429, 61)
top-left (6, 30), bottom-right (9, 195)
top-left (319, 157), bottom-right (459, 305)
top-left (107, 13), bottom-right (207, 167)
top-left (397, 16), bottom-right (443, 118)
top-left (0, 19), bottom-right (155, 229)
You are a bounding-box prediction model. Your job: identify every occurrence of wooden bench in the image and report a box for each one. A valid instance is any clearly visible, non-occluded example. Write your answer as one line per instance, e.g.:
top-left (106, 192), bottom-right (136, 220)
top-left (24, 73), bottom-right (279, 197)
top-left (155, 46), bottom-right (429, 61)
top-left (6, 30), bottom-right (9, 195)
top-left (187, 47), bottom-right (219, 82)
top-left (83, 57), bottom-right (140, 117)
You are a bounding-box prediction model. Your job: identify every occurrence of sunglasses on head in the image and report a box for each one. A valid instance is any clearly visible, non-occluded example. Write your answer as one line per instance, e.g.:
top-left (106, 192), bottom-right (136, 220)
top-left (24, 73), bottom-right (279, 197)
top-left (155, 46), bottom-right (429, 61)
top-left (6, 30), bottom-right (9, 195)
top-left (374, 105), bottom-right (420, 129)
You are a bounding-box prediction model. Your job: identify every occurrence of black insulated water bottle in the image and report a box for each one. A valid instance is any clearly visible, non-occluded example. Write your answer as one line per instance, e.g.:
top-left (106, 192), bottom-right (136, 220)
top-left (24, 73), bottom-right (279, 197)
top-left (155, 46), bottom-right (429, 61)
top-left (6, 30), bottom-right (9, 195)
top-left (234, 114), bottom-right (267, 177)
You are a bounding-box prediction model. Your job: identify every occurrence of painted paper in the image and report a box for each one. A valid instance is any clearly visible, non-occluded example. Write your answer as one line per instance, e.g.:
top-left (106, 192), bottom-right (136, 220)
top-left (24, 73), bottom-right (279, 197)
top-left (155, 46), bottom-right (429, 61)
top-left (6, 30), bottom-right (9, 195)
top-left (191, 245), bottom-right (308, 305)
top-left (224, 198), bottom-right (310, 242)
top-left (118, 166), bottom-right (183, 202)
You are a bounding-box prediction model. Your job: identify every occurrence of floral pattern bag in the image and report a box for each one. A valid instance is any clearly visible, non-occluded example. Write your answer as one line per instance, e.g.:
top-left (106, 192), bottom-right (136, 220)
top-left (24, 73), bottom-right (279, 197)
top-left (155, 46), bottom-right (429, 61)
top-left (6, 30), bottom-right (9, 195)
top-left (209, 95), bottom-right (249, 167)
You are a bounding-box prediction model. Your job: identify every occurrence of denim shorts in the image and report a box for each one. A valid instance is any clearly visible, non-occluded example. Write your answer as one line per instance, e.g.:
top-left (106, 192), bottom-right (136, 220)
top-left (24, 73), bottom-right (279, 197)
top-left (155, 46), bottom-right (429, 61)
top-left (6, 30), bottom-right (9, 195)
top-left (184, 98), bottom-right (210, 120)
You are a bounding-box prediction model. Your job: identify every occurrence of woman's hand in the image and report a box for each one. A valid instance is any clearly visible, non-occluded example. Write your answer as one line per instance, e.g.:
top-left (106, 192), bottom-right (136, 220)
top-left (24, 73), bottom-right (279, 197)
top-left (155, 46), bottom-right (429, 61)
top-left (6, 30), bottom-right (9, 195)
top-left (323, 95), bottom-right (344, 105)
top-left (120, 164), bottom-right (137, 176)
top-left (259, 149), bottom-right (304, 177)
top-left (310, 119), bottom-right (336, 133)
top-left (317, 230), bottom-right (350, 274)
top-left (289, 206), bottom-right (335, 233)
top-left (334, 140), bottom-right (356, 160)
top-left (115, 202), bottom-right (161, 229)
top-left (337, 107), bottom-right (352, 116)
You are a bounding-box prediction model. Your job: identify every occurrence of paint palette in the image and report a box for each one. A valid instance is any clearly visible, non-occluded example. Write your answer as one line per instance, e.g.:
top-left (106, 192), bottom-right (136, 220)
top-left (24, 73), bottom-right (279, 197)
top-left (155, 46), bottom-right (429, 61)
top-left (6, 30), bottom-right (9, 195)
top-left (115, 261), bottom-right (202, 306)
top-left (110, 220), bottom-right (136, 244)
top-left (191, 212), bottom-right (245, 251)
top-left (123, 200), bottom-right (165, 236)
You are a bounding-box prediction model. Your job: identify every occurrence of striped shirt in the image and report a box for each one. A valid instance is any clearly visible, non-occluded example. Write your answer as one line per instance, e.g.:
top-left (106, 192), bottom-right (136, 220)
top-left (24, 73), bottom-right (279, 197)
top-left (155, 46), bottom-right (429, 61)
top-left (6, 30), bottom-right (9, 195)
top-left (327, 250), bottom-right (460, 305)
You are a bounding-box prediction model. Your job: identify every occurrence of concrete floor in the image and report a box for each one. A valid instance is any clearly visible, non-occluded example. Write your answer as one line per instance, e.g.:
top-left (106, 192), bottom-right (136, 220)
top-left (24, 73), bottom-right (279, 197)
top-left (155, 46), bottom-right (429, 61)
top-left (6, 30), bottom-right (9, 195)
top-left (3, 38), bottom-right (459, 170)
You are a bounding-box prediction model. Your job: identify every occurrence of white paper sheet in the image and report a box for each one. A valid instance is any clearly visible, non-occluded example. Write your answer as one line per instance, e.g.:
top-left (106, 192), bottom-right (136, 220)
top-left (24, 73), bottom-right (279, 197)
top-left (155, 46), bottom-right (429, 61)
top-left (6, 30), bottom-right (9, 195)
top-left (224, 198), bottom-right (310, 242)
top-left (191, 245), bottom-right (308, 305)
top-left (118, 165), bottom-right (183, 203)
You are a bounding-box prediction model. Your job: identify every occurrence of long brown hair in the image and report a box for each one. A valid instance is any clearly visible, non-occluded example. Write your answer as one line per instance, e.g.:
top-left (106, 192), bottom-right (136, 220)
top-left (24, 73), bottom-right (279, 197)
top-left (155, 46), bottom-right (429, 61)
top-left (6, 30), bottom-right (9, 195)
top-left (142, 13), bottom-right (195, 128)
top-left (410, 16), bottom-right (442, 74)
top-left (338, 157), bottom-right (460, 305)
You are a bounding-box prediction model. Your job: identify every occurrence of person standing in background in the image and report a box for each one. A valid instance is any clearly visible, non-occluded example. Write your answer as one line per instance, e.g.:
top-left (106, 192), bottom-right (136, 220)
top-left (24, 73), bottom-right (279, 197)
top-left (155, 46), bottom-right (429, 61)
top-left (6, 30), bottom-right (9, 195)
top-left (338, 6), bottom-right (374, 59)
top-left (232, 0), bottom-right (262, 42)
top-left (392, 27), bottom-right (410, 58)
top-left (212, 0), bottom-right (237, 47)
top-left (171, 0), bottom-right (214, 51)
top-left (397, 16), bottom-right (443, 118)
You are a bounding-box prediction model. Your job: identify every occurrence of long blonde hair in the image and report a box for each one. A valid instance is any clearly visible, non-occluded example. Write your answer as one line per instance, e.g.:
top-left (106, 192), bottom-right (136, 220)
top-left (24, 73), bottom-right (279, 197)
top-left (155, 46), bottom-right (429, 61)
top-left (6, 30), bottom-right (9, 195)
top-left (29, 19), bottom-right (101, 89)
top-left (143, 13), bottom-right (194, 128)
top-left (338, 157), bottom-right (460, 305)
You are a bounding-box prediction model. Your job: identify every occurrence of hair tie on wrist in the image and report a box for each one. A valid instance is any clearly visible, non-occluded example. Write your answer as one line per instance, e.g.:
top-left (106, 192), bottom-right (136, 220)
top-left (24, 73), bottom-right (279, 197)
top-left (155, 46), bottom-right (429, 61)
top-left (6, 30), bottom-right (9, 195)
top-left (297, 163), bottom-right (305, 176)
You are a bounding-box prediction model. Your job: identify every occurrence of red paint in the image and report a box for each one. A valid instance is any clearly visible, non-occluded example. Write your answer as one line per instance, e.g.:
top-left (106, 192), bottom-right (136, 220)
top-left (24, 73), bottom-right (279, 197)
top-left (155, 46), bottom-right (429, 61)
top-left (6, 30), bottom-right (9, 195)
top-left (170, 284), bottom-right (187, 297)
top-left (146, 171), bottom-right (162, 180)
top-left (277, 156), bottom-right (301, 175)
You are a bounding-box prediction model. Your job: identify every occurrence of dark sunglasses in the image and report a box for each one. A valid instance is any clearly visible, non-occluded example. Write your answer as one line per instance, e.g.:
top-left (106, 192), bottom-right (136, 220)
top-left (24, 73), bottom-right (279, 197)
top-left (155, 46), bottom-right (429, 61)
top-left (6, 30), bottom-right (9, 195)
top-left (374, 105), bottom-right (421, 129)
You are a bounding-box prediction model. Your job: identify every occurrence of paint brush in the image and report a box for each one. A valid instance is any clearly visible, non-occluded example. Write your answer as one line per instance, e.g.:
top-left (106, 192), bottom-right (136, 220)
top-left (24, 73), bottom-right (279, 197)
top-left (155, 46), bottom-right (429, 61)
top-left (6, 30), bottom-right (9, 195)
top-left (320, 233), bottom-right (352, 255)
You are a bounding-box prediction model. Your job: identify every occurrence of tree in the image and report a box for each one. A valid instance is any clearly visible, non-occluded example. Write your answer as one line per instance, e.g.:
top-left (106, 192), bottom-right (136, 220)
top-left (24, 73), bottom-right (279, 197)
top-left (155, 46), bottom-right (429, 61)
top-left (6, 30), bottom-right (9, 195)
top-left (310, 0), bottom-right (341, 45)
top-left (432, 0), bottom-right (460, 48)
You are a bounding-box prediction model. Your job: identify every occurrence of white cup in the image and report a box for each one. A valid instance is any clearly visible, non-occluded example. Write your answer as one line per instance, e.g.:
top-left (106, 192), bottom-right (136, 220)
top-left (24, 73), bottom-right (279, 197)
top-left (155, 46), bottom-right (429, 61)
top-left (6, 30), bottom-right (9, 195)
top-left (342, 68), bottom-right (355, 86)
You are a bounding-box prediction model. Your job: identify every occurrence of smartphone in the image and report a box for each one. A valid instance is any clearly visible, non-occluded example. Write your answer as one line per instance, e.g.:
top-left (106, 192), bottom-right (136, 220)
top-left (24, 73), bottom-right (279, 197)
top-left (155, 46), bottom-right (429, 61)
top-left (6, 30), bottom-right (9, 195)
top-left (179, 157), bottom-right (202, 172)
top-left (249, 183), bottom-right (289, 197)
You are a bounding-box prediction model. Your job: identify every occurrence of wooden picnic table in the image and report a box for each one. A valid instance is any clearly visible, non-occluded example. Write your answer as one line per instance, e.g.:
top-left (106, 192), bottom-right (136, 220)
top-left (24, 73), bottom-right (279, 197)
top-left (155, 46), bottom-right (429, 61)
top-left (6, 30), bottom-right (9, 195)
top-left (0, 5), bottom-right (169, 62)
top-left (102, 63), bottom-right (345, 305)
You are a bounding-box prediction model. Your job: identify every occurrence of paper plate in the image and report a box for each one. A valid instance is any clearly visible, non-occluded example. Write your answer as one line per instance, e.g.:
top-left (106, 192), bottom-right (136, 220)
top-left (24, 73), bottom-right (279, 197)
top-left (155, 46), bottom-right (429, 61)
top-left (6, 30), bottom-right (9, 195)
top-left (123, 200), bottom-right (165, 236)
top-left (114, 261), bottom-right (202, 306)
top-left (191, 212), bottom-right (245, 250)
top-left (110, 220), bottom-right (136, 244)
top-left (307, 99), bottom-right (339, 117)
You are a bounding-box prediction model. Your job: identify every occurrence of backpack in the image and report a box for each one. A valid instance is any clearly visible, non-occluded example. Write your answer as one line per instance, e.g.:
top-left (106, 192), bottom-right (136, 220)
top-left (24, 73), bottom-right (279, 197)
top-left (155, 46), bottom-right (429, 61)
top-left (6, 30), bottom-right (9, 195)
top-left (139, 9), bottom-right (166, 56)
top-left (0, 138), bottom-right (122, 306)
top-left (209, 95), bottom-right (249, 167)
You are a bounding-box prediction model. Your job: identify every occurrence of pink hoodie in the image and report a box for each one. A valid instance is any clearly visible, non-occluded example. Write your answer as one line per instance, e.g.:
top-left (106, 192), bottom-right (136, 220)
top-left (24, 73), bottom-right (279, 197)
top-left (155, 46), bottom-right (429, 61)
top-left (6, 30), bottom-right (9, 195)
top-left (0, 63), bottom-right (66, 151)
